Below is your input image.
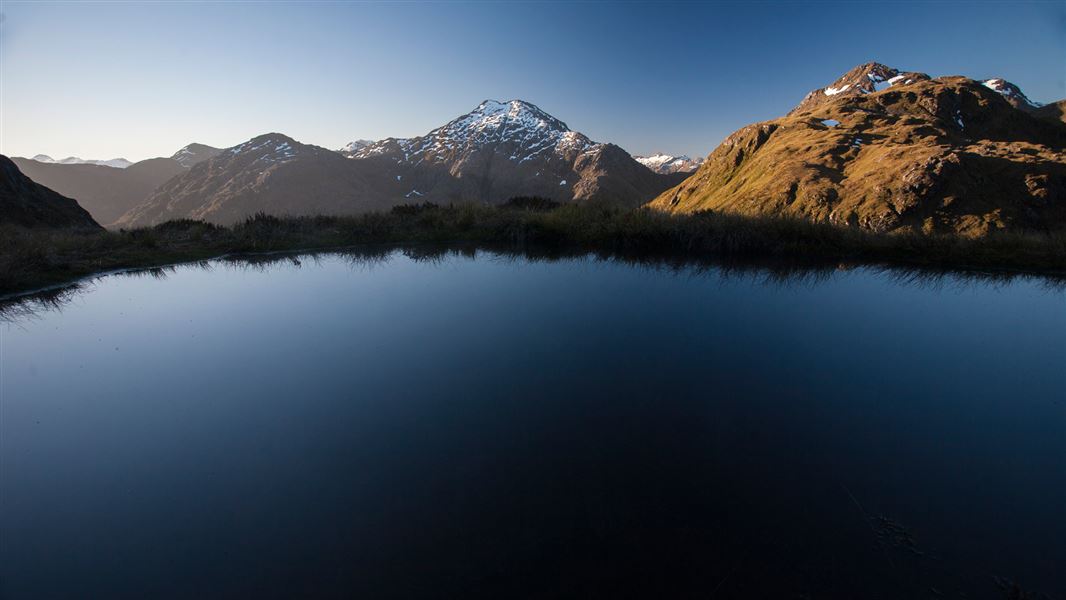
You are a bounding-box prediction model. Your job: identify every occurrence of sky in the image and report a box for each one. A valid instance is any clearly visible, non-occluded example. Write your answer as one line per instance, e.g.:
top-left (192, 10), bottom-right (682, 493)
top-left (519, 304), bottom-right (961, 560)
top-left (1, 1), bottom-right (1063, 162)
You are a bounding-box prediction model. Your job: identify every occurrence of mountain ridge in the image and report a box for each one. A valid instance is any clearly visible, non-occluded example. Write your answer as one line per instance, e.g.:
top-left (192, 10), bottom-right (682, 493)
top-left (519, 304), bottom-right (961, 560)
top-left (649, 62), bottom-right (1066, 236)
top-left (0, 155), bottom-right (102, 230)
top-left (118, 100), bottom-right (685, 226)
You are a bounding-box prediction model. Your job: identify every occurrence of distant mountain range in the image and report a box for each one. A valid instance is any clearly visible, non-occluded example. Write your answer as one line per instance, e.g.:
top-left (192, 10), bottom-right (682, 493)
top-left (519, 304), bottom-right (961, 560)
top-left (30, 155), bottom-right (133, 169)
top-left (649, 62), bottom-right (1066, 236)
top-left (12, 144), bottom-right (221, 227)
top-left (633, 154), bottom-right (703, 174)
top-left (118, 100), bottom-right (687, 227)
top-left (0, 155), bottom-right (101, 230)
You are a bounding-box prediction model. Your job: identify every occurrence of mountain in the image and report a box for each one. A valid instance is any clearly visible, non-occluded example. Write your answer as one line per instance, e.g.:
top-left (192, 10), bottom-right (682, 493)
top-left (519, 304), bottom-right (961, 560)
top-left (1031, 100), bottom-right (1066, 125)
top-left (341, 99), bottom-right (685, 208)
top-left (981, 78), bottom-right (1041, 111)
top-left (649, 63), bottom-right (1066, 236)
top-left (29, 154), bottom-right (133, 169)
top-left (0, 155), bottom-right (102, 230)
top-left (789, 62), bottom-right (930, 116)
top-left (116, 134), bottom-right (379, 227)
top-left (117, 100), bottom-right (685, 227)
top-left (339, 139), bottom-right (374, 154)
top-left (634, 154), bottom-right (704, 174)
top-left (171, 143), bottom-right (223, 168)
top-left (11, 155), bottom-right (188, 227)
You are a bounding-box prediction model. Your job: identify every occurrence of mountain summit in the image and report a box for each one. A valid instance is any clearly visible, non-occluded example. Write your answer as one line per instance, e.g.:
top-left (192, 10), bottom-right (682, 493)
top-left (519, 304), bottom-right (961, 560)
top-left (651, 63), bottom-right (1066, 236)
top-left (790, 62), bottom-right (930, 115)
top-left (345, 99), bottom-right (594, 165)
top-left (171, 143), bottom-right (222, 168)
top-left (340, 99), bottom-right (683, 209)
top-left (981, 78), bottom-right (1041, 110)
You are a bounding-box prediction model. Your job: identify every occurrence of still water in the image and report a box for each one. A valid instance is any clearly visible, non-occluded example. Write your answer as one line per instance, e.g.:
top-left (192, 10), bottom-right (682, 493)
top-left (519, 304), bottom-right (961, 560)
top-left (1, 251), bottom-right (1064, 599)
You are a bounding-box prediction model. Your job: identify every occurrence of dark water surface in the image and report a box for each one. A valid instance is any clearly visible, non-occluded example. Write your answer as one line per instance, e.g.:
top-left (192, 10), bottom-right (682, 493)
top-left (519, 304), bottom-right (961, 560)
top-left (1, 251), bottom-right (1064, 599)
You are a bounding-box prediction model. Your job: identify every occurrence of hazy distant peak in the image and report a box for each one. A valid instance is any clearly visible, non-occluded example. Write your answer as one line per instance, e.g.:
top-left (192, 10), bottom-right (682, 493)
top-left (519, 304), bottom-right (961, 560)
top-left (634, 153), bottom-right (704, 174)
top-left (25, 154), bottom-right (133, 169)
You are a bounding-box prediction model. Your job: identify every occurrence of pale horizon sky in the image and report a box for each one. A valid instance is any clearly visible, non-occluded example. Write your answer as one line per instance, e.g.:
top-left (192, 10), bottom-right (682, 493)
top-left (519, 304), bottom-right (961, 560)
top-left (2, 1), bottom-right (1063, 163)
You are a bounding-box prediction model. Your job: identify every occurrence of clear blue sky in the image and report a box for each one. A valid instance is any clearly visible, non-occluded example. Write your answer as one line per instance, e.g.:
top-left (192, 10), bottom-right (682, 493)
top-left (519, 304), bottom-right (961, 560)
top-left (2, 1), bottom-right (1063, 162)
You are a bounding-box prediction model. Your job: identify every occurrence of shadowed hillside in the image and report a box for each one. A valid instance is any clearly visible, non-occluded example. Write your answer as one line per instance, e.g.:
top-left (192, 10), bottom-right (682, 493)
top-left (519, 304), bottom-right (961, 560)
top-left (0, 155), bottom-right (102, 230)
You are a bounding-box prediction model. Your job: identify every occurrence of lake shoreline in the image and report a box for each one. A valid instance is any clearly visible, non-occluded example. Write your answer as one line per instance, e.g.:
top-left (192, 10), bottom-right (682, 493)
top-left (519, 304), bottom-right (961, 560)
top-left (3, 203), bottom-right (1065, 299)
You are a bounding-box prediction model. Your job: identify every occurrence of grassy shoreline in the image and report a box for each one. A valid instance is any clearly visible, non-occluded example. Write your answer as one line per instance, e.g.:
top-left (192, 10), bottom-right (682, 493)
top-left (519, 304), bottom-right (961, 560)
top-left (3, 203), bottom-right (1065, 298)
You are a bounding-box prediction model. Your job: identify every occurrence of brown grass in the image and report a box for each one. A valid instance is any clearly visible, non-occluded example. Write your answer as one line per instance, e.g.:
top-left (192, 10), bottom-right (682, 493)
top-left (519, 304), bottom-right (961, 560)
top-left (2, 203), bottom-right (1064, 297)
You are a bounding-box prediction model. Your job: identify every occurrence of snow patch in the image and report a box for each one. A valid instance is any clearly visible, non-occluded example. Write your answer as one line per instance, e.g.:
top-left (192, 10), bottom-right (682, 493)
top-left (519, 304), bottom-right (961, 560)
top-left (348, 99), bottom-right (599, 165)
top-left (824, 84), bottom-right (850, 96)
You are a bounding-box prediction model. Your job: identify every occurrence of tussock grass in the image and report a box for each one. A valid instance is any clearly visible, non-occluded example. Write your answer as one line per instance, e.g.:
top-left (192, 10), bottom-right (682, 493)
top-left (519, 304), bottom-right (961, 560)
top-left (1, 202), bottom-right (1064, 297)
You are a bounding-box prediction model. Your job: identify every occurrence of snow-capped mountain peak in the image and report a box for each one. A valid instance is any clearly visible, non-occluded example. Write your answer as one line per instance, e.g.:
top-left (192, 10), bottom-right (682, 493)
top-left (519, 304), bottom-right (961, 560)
top-left (791, 62), bottom-right (930, 115)
top-left (340, 139), bottom-right (374, 154)
top-left (634, 153), bottom-right (703, 174)
top-left (982, 78), bottom-right (1041, 109)
top-left (171, 143), bottom-right (223, 167)
top-left (349, 99), bottom-right (598, 165)
top-left (223, 133), bottom-right (313, 167)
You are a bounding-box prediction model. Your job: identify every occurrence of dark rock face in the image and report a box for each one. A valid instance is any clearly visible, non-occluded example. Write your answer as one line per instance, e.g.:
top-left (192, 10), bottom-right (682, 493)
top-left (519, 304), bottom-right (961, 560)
top-left (651, 65), bottom-right (1066, 237)
top-left (0, 155), bottom-right (102, 230)
top-left (11, 155), bottom-right (187, 227)
top-left (1032, 99), bottom-right (1066, 125)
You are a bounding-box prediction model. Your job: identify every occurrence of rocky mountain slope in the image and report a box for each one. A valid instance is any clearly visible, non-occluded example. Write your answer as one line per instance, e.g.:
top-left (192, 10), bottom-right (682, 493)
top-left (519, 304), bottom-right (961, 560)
top-left (634, 153), bottom-right (703, 174)
top-left (0, 155), bottom-right (102, 229)
top-left (342, 99), bottom-right (685, 208)
top-left (789, 62), bottom-right (931, 116)
top-left (116, 134), bottom-right (380, 227)
top-left (980, 78), bottom-right (1041, 111)
top-left (12, 156), bottom-right (188, 227)
top-left (171, 143), bottom-right (222, 168)
top-left (649, 63), bottom-right (1066, 236)
top-left (118, 100), bottom-right (685, 226)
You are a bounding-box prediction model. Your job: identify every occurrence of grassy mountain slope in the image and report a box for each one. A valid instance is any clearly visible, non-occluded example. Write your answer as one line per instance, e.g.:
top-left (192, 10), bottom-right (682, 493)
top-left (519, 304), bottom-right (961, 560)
top-left (649, 68), bottom-right (1066, 236)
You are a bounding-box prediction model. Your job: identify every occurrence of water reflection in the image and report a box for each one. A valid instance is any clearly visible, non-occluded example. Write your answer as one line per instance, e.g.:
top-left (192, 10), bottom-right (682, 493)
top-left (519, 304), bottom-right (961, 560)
top-left (1, 247), bottom-right (1064, 599)
top-left (3, 245), bottom-right (1063, 322)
